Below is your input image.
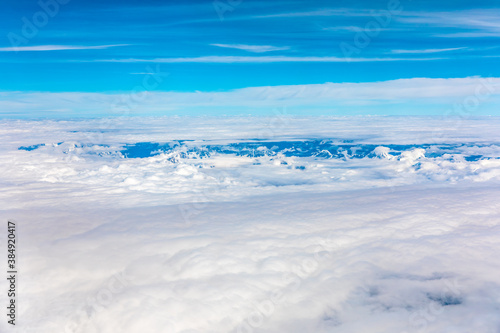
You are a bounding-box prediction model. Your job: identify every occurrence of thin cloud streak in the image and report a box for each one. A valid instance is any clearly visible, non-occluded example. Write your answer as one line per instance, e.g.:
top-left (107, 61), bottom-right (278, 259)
top-left (210, 44), bottom-right (291, 53)
top-left (0, 44), bottom-right (130, 52)
top-left (93, 56), bottom-right (444, 63)
top-left (391, 47), bottom-right (467, 54)
top-left (397, 10), bottom-right (500, 34)
top-left (255, 8), bottom-right (373, 18)
top-left (434, 32), bottom-right (500, 38)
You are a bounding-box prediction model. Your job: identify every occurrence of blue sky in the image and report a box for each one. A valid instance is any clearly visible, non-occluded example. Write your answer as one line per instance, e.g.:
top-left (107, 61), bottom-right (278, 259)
top-left (1, 0), bottom-right (500, 117)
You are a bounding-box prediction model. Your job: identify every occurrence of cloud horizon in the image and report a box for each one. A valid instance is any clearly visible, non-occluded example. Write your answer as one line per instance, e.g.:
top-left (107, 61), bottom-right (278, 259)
top-left (1, 76), bottom-right (499, 117)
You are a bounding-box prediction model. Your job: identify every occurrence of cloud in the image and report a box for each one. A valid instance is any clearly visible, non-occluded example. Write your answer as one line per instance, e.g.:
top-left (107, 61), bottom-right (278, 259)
top-left (255, 8), bottom-right (373, 18)
top-left (323, 26), bottom-right (364, 32)
top-left (1, 77), bottom-right (499, 117)
top-left (390, 47), bottom-right (467, 54)
top-left (434, 32), bottom-right (500, 38)
top-left (322, 26), bottom-right (397, 32)
top-left (129, 72), bottom-right (169, 75)
top-left (398, 10), bottom-right (500, 36)
top-left (210, 44), bottom-right (291, 53)
top-left (2, 117), bottom-right (500, 332)
top-left (0, 44), bottom-right (129, 52)
top-left (93, 55), bottom-right (443, 64)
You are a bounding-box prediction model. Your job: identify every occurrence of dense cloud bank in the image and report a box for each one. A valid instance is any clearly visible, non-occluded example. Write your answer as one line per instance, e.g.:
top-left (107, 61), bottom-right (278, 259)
top-left (0, 117), bottom-right (499, 332)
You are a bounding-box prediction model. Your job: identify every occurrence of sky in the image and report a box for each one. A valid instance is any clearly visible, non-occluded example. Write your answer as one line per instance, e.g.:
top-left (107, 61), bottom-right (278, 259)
top-left (2, 2), bottom-right (500, 330)
top-left (1, 0), bottom-right (500, 117)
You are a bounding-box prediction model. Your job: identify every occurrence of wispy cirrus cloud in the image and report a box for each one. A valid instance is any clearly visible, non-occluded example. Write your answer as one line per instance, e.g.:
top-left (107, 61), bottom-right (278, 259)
top-left (434, 32), bottom-right (500, 38)
top-left (129, 72), bottom-right (169, 76)
top-left (397, 10), bottom-right (500, 37)
top-left (0, 44), bottom-right (129, 52)
top-left (92, 55), bottom-right (443, 64)
top-left (210, 44), bottom-right (290, 53)
top-left (255, 8), bottom-right (372, 18)
top-left (322, 26), bottom-right (363, 32)
top-left (390, 47), bottom-right (467, 54)
top-left (322, 26), bottom-right (397, 32)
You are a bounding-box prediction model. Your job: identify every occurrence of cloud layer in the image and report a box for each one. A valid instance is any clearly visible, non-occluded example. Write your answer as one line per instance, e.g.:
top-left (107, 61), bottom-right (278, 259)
top-left (1, 117), bottom-right (500, 332)
top-left (1, 77), bottom-right (499, 117)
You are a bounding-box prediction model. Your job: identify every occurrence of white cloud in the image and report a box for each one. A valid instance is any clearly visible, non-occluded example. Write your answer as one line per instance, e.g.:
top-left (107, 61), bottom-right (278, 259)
top-left (398, 10), bottom-right (500, 36)
top-left (255, 8), bottom-right (373, 18)
top-left (323, 26), bottom-right (395, 32)
top-left (0, 44), bottom-right (129, 52)
top-left (1, 77), bottom-right (499, 117)
top-left (323, 25), bottom-right (361, 31)
top-left (1, 117), bottom-right (500, 332)
top-left (211, 43), bottom-right (291, 53)
top-left (434, 32), bottom-right (500, 38)
top-left (94, 55), bottom-right (443, 63)
top-left (129, 72), bottom-right (169, 75)
top-left (390, 47), bottom-right (467, 54)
